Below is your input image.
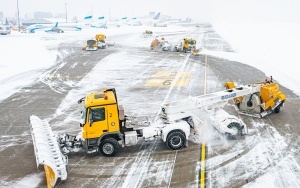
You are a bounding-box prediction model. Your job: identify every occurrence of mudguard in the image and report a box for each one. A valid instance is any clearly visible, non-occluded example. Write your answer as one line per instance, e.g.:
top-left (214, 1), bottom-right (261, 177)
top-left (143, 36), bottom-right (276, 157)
top-left (161, 121), bottom-right (190, 142)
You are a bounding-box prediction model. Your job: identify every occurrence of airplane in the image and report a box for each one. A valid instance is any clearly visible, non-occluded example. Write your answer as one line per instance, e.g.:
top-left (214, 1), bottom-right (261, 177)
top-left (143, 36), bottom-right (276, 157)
top-left (126, 17), bottom-right (142, 26)
top-left (25, 22), bottom-right (82, 33)
top-left (90, 16), bottom-right (108, 29)
top-left (135, 12), bottom-right (168, 27)
top-left (88, 15), bottom-right (129, 28)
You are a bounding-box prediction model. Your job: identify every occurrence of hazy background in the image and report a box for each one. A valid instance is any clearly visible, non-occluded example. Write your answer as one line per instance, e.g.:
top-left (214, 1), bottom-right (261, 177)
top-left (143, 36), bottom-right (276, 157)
top-left (1, 0), bottom-right (300, 22)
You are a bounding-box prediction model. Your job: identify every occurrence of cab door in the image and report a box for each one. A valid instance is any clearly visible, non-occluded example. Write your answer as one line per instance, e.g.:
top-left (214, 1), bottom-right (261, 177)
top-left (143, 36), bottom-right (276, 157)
top-left (106, 104), bottom-right (120, 132)
top-left (86, 107), bottom-right (108, 139)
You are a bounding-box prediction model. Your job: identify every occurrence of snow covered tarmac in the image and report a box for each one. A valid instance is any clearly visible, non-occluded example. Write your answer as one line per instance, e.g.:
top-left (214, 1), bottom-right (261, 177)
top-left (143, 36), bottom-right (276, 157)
top-left (0, 23), bottom-right (299, 187)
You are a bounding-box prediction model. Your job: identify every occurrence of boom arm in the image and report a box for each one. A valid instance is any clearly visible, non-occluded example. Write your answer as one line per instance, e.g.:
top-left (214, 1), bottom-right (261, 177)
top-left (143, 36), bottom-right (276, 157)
top-left (161, 84), bottom-right (260, 117)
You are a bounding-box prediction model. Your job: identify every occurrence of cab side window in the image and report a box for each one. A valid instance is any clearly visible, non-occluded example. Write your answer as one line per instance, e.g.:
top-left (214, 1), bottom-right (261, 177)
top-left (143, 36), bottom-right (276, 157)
top-left (91, 108), bottom-right (105, 122)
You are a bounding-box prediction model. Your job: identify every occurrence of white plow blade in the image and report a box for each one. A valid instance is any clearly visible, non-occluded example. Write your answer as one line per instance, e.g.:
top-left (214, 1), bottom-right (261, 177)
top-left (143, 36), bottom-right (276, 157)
top-left (29, 115), bottom-right (67, 187)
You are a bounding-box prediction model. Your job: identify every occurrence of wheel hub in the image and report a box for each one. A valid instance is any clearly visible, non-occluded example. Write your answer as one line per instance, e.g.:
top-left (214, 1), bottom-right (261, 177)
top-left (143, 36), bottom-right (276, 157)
top-left (103, 143), bottom-right (114, 154)
top-left (171, 136), bottom-right (182, 147)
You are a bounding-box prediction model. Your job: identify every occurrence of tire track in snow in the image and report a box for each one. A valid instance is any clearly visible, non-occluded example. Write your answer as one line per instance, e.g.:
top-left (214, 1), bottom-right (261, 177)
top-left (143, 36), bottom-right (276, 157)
top-left (121, 140), bottom-right (158, 188)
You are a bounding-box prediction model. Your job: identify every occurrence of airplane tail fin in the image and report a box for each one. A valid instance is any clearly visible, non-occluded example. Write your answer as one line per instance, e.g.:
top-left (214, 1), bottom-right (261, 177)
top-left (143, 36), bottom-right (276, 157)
top-left (84, 15), bottom-right (93, 20)
top-left (153, 13), bottom-right (160, 20)
top-left (54, 22), bottom-right (58, 27)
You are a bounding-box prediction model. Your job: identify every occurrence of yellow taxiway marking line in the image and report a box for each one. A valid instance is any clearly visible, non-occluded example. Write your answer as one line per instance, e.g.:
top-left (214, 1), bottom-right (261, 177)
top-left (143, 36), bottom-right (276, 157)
top-left (200, 144), bottom-right (206, 188)
top-left (200, 49), bottom-right (208, 188)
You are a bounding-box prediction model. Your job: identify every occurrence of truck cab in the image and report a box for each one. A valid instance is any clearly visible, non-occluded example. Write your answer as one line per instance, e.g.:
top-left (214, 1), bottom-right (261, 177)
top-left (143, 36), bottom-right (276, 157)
top-left (182, 38), bottom-right (196, 53)
top-left (79, 88), bottom-right (137, 156)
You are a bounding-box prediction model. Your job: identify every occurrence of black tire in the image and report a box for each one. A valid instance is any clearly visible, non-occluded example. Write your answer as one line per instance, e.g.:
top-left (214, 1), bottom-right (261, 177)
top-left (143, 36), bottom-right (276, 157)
top-left (99, 138), bottom-right (120, 157)
top-left (274, 105), bottom-right (281, 113)
top-left (166, 131), bottom-right (186, 150)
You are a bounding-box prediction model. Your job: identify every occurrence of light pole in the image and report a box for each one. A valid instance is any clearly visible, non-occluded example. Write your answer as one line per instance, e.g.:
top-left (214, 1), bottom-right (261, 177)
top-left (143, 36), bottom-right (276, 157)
top-left (65, 3), bottom-right (67, 23)
top-left (17, 0), bottom-right (20, 32)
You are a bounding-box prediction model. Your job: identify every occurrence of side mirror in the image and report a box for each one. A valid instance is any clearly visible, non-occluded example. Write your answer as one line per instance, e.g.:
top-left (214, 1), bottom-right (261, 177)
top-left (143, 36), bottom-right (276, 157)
top-left (79, 119), bottom-right (85, 127)
top-left (89, 113), bottom-right (93, 126)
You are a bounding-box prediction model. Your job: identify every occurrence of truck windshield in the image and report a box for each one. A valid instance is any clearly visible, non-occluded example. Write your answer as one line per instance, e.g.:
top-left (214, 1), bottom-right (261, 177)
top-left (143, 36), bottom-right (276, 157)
top-left (187, 40), bottom-right (196, 45)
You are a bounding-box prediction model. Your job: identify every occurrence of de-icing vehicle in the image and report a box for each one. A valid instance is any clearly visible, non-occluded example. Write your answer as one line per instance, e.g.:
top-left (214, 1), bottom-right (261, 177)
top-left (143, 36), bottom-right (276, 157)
top-left (29, 79), bottom-right (286, 187)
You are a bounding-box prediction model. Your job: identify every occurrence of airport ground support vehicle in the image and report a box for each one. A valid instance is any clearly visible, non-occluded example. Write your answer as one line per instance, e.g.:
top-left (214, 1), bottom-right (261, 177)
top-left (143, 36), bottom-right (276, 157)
top-left (150, 37), bottom-right (166, 50)
top-left (173, 38), bottom-right (200, 55)
top-left (83, 33), bottom-right (114, 51)
top-left (28, 80), bottom-right (285, 187)
top-left (225, 78), bottom-right (286, 117)
top-left (152, 37), bottom-right (200, 55)
top-left (0, 25), bottom-right (11, 35)
top-left (175, 38), bottom-right (197, 53)
top-left (143, 29), bottom-right (153, 37)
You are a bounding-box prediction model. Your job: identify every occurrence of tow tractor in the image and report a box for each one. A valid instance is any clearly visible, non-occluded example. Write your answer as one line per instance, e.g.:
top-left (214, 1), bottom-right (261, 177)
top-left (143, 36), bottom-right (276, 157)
top-left (29, 80), bottom-right (285, 187)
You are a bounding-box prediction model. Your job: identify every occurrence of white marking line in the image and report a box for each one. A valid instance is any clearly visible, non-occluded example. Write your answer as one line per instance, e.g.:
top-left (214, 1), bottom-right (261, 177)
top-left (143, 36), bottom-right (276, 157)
top-left (154, 53), bottom-right (191, 119)
top-left (152, 53), bottom-right (191, 187)
top-left (167, 150), bottom-right (177, 188)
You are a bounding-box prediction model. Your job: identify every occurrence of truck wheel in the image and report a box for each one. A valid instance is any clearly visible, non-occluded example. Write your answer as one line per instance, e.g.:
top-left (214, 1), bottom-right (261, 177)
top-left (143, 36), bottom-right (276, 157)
top-left (99, 138), bottom-right (119, 157)
top-left (166, 131), bottom-right (186, 150)
top-left (274, 105), bottom-right (281, 113)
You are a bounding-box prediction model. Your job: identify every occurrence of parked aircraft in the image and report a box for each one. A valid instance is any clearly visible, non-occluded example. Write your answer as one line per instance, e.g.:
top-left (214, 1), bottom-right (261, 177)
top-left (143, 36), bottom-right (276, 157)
top-left (88, 15), bottom-right (128, 28)
top-left (25, 22), bottom-right (82, 33)
top-left (136, 12), bottom-right (168, 27)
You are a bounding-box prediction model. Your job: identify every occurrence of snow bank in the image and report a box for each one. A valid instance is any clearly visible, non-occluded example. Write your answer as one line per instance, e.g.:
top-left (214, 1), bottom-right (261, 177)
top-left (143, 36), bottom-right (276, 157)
top-left (211, 22), bottom-right (300, 96)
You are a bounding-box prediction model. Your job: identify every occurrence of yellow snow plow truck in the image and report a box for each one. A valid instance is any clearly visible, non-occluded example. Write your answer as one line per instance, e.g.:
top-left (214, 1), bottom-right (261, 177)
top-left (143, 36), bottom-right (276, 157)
top-left (158, 37), bottom-right (200, 55)
top-left (143, 29), bottom-right (153, 37)
top-left (174, 37), bottom-right (199, 54)
top-left (29, 79), bottom-right (286, 187)
top-left (83, 33), bottom-right (109, 51)
top-left (182, 38), bottom-right (196, 53)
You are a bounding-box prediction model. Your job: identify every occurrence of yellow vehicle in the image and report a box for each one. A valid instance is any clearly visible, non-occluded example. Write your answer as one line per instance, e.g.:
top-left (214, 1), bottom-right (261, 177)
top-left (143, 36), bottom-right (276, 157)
top-left (84, 34), bottom-right (107, 51)
top-left (143, 29), bottom-right (153, 37)
top-left (95, 33), bottom-right (106, 42)
top-left (182, 38), bottom-right (196, 53)
top-left (85, 39), bottom-right (98, 51)
top-left (173, 38), bottom-right (200, 55)
top-left (150, 37), bottom-right (165, 50)
top-left (29, 79), bottom-right (286, 186)
top-left (225, 78), bottom-right (286, 117)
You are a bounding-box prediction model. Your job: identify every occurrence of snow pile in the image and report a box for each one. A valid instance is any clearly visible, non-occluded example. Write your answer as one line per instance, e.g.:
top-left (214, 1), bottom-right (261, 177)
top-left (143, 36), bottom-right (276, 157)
top-left (210, 22), bottom-right (300, 96)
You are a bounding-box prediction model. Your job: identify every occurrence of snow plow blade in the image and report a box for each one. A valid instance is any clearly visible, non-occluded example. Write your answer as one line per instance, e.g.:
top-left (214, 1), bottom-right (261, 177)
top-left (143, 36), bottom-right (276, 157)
top-left (29, 115), bottom-right (67, 187)
top-left (106, 42), bottom-right (115, 46)
top-left (192, 48), bottom-right (201, 56)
